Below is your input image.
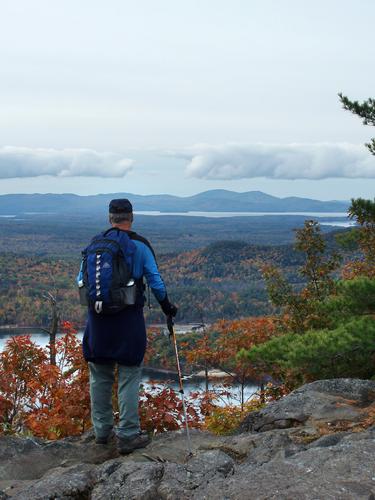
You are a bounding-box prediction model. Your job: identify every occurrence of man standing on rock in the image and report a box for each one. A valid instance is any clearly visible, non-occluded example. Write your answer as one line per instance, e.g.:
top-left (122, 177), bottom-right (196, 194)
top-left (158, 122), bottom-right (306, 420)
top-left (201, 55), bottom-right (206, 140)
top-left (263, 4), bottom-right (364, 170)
top-left (80, 199), bottom-right (177, 454)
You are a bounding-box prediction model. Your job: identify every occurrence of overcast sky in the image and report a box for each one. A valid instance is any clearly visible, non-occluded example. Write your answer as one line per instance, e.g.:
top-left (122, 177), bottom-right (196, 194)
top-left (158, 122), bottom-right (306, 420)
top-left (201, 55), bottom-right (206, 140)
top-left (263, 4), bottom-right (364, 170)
top-left (0, 0), bottom-right (374, 200)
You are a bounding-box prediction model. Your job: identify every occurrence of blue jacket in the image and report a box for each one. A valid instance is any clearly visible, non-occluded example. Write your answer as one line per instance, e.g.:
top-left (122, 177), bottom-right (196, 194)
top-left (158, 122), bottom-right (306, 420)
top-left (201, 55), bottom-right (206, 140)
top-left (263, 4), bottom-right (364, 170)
top-left (82, 230), bottom-right (166, 366)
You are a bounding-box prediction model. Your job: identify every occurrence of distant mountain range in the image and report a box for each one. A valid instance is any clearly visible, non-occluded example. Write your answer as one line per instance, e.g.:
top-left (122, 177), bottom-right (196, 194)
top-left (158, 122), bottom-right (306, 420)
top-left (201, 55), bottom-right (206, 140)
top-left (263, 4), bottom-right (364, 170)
top-left (0, 190), bottom-right (349, 215)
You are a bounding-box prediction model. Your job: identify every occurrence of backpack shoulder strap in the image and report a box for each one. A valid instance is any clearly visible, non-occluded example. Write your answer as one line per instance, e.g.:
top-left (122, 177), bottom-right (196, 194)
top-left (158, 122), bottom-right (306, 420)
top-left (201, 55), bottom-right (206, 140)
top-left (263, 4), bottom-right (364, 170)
top-left (126, 231), bottom-right (156, 259)
top-left (102, 227), bottom-right (119, 237)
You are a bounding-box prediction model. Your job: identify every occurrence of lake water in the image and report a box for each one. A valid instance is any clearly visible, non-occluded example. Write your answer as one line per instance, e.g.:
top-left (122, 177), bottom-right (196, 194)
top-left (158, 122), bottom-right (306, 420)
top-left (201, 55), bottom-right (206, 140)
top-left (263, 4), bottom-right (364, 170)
top-left (135, 210), bottom-right (349, 218)
top-left (1, 211), bottom-right (348, 218)
top-left (134, 211), bottom-right (352, 227)
top-left (0, 331), bottom-right (258, 404)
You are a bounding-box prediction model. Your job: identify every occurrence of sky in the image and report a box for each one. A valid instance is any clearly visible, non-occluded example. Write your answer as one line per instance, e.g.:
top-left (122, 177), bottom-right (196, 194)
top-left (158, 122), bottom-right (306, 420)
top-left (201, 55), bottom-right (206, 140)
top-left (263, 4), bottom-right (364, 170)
top-left (0, 0), bottom-right (374, 200)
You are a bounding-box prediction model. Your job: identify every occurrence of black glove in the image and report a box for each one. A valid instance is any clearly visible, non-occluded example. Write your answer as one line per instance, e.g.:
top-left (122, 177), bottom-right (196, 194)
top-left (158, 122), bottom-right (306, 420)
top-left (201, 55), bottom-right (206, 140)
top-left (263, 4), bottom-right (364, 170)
top-left (159, 295), bottom-right (178, 317)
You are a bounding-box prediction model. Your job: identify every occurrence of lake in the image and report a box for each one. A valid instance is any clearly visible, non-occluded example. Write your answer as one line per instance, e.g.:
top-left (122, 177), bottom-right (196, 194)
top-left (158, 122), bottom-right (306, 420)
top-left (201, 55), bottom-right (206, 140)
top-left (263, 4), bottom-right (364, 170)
top-left (135, 211), bottom-right (353, 227)
top-left (1, 211), bottom-right (353, 227)
top-left (135, 210), bottom-right (349, 218)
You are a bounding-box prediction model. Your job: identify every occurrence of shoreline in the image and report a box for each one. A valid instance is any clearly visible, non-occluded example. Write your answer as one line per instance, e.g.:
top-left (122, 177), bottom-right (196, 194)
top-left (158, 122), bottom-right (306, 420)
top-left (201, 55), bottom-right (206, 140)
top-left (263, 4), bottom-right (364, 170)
top-left (143, 366), bottom-right (258, 385)
top-left (0, 323), bottom-right (204, 336)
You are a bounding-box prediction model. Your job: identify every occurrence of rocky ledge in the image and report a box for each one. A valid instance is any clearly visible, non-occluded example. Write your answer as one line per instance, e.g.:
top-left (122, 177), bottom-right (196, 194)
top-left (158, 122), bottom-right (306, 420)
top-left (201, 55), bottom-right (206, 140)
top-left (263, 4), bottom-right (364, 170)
top-left (1, 378), bottom-right (375, 499)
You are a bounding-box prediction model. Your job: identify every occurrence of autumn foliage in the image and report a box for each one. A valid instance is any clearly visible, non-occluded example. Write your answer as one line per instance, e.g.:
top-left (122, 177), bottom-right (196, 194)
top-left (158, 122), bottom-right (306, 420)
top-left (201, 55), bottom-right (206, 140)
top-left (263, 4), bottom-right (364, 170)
top-left (182, 317), bottom-right (277, 413)
top-left (139, 385), bottom-right (211, 434)
top-left (0, 321), bottom-right (90, 438)
top-left (0, 323), bottom-right (212, 439)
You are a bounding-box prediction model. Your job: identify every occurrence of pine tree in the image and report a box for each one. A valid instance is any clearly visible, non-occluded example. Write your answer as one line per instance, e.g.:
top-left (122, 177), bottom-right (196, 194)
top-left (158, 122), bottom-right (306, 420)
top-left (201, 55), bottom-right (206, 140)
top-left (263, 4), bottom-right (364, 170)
top-left (349, 198), bottom-right (375, 274)
top-left (244, 199), bottom-right (375, 389)
top-left (338, 93), bottom-right (375, 155)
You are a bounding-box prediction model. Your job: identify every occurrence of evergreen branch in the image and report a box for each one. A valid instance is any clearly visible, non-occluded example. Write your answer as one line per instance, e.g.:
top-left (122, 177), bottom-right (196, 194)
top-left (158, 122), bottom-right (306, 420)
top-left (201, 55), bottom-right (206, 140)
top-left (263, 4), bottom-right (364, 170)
top-left (339, 93), bottom-right (375, 155)
top-left (338, 93), bottom-right (375, 126)
top-left (366, 138), bottom-right (375, 155)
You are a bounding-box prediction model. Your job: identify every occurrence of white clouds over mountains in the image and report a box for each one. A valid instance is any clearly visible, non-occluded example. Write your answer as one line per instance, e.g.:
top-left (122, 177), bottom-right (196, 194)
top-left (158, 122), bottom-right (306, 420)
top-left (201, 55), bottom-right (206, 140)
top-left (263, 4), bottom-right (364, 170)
top-left (0, 147), bottom-right (134, 178)
top-left (180, 143), bottom-right (375, 180)
top-left (1, 143), bottom-right (374, 182)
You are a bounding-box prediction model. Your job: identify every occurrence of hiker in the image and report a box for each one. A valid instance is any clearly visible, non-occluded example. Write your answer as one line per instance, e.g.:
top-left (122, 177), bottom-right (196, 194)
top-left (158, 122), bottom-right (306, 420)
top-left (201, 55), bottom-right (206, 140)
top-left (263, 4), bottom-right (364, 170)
top-left (79, 198), bottom-right (177, 454)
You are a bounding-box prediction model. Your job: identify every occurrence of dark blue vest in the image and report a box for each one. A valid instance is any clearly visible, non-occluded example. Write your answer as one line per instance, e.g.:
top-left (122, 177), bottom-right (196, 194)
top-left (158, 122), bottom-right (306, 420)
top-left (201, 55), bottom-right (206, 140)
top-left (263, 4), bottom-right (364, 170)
top-left (82, 306), bottom-right (147, 366)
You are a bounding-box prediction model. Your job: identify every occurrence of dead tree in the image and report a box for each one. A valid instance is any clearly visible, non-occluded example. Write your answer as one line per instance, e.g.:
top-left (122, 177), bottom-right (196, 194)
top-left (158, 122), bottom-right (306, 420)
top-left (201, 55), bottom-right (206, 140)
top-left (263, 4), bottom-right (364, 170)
top-left (43, 291), bottom-right (60, 366)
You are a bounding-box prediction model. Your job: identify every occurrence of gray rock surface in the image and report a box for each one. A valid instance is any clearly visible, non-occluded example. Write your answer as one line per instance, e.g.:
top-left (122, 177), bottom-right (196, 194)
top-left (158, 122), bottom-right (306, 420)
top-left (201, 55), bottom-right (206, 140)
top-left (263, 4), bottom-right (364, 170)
top-left (203, 428), bottom-right (375, 500)
top-left (1, 378), bottom-right (375, 499)
top-left (12, 463), bottom-right (96, 500)
top-left (239, 378), bottom-right (375, 433)
top-left (91, 461), bottom-right (164, 500)
top-left (0, 431), bottom-right (117, 481)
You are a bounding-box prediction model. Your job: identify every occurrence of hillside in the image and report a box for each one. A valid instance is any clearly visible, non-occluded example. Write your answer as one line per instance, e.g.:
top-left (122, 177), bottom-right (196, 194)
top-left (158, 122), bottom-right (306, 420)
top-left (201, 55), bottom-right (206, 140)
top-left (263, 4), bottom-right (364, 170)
top-left (157, 240), bottom-right (307, 321)
top-left (0, 200), bottom-right (353, 326)
top-left (4, 232), bottom-right (354, 327)
top-left (0, 241), bottom-right (307, 327)
top-left (0, 211), bottom-right (348, 256)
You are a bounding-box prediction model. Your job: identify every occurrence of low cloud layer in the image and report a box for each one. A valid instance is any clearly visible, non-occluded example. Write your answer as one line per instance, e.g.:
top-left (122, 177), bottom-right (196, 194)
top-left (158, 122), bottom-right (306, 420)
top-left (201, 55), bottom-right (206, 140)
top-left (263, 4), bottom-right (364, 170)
top-left (0, 147), bottom-right (134, 178)
top-left (179, 143), bottom-right (375, 180)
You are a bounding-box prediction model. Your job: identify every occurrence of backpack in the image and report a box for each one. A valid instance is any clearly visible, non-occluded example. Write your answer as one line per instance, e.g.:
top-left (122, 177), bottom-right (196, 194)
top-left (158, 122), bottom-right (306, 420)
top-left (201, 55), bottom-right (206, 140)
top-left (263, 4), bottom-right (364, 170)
top-left (78, 228), bottom-right (137, 314)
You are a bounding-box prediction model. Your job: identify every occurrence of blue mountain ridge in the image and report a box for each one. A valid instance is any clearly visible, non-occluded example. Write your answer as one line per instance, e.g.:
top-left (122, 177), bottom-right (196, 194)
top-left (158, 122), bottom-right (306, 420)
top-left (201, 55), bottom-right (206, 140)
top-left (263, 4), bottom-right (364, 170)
top-left (0, 190), bottom-right (349, 215)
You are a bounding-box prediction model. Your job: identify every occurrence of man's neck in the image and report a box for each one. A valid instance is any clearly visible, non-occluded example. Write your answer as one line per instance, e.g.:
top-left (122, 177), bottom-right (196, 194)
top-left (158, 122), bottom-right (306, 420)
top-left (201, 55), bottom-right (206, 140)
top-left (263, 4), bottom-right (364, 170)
top-left (112, 223), bottom-right (132, 232)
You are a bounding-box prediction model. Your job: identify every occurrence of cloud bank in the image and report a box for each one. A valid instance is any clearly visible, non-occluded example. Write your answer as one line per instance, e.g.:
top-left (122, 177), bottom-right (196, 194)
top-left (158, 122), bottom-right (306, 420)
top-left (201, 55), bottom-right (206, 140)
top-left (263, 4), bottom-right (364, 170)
top-left (178, 143), bottom-right (375, 180)
top-left (0, 147), bottom-right (134, 178)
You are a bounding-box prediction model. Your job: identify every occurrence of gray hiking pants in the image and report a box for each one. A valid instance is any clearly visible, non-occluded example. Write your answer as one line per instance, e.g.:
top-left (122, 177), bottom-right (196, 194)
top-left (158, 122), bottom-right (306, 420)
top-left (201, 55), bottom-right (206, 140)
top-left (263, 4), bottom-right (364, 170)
top-left (88, 362), bottom-right (142, 439)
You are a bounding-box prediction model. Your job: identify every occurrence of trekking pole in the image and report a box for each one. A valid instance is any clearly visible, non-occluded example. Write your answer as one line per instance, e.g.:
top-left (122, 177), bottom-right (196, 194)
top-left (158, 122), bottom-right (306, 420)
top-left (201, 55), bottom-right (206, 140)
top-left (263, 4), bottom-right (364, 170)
top-left (167, 315), bottom-right (193, 457)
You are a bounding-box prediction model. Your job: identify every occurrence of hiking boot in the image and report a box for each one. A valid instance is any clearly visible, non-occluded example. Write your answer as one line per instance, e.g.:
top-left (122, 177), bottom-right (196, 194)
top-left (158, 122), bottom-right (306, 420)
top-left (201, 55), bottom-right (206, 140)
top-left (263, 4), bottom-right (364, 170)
top-left (95, 430), bottom-right (114, 445)
top-left (95, 436), bottom-right (109, 445)
top-left (117, 431), bottom-right (151, 455)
